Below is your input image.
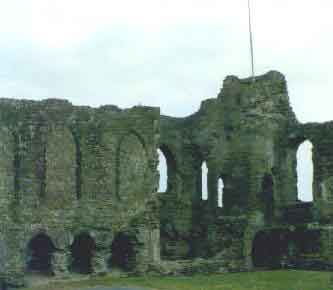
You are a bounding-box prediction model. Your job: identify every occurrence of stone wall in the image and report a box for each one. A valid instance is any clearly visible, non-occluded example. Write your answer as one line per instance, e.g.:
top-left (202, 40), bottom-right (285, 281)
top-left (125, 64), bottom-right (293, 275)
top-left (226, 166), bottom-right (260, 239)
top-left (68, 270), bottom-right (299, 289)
top-left (0, 71), bottom-right (333, 287)
top-left (159, 71), bottom-right (333, 272)
top-left (0, 100), bottom-right (160, 286)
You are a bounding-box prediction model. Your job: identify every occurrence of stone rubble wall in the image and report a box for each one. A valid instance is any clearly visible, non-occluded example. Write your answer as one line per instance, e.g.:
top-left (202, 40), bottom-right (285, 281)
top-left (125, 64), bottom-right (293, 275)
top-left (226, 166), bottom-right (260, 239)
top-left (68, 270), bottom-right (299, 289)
top-left (0, 71), bottom-right (333, 287)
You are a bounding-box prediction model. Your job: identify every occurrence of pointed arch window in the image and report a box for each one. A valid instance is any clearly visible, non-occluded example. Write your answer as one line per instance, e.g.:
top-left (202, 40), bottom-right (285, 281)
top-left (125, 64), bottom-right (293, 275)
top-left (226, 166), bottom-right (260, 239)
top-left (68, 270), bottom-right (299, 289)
top-left (157, 149), bottom-right (168, 193)
top-left (201, 162), bottom-right (208, 200)
top-left (296, 140), bottom-right (314, 202)
top-left (218, 178), bottom-right (224, 207)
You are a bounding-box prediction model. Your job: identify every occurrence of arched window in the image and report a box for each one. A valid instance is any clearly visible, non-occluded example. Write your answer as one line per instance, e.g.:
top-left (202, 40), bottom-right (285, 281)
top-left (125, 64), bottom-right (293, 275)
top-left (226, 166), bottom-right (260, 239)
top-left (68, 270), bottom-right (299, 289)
top-left (201, 162), bottom-right (208, 200)
top-left (26, 233), bottom-right (56, 275)
top-left (70, 233), bottom-right (96, 274)
top-left (296, 140), bottom-right (314, 202)
top-left (158, 149), bottom-right (167, 193)
top-left (218, 178), bottom-right (224, 207)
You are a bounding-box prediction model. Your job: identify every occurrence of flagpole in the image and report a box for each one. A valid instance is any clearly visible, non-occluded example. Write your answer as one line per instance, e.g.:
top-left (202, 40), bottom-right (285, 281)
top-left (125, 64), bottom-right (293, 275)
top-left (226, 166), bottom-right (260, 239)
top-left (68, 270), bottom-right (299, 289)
top-left (248, 0), bottom-right (255, 82)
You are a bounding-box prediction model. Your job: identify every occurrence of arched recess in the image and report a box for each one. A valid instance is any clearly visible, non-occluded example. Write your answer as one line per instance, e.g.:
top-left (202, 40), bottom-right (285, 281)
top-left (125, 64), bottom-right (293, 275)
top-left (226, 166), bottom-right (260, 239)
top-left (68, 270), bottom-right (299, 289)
top-left (158, 145), bottom-right (177, 193)
top-left (70, 233), bottom-right (96, 274)
top-left (26, 233), bottom-right (56, 275)
top-left (217, 177), bottom-right (224, 208)
top-left (296, 140), bottom-right (314, 202)
top-left (109, 233), bottom-right (136, 271)
top-left (117, 132), bottom-right (148, 201)
top-left (44, 126), bottom-right (76, 208)
top-left (201, 162), bottom-right (208, 200)
top-left (252, 229), bottom-right (289, 269)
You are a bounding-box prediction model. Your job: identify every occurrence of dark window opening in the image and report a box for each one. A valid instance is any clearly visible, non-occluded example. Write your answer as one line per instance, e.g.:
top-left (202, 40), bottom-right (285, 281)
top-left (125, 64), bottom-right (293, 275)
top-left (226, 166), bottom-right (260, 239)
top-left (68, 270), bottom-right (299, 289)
top-left (109, 233), bottom-right (136, 271)
top-left (70, 233), bottom-right (96, 274)
top-left (26, 233), bottom-right (56, 275)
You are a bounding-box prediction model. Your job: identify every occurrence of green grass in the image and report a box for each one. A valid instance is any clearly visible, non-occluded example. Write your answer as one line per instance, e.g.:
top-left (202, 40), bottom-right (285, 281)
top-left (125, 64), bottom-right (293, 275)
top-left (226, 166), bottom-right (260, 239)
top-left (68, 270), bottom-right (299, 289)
top-left (23, 270), bottom-right (333, 290)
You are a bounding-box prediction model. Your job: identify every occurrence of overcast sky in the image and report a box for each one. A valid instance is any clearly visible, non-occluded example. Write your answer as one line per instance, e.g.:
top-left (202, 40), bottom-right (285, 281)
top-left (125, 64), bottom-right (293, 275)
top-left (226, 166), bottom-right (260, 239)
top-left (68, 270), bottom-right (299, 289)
top-left (1, 0), bottom-right (329, 201)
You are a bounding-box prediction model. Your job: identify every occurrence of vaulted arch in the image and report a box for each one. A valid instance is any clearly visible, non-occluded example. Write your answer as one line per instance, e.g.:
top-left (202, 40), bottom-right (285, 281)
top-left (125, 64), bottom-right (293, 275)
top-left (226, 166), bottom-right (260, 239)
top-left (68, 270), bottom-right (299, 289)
top-left (70, 233), bottom-right (96, 274)
top-left (26, 233), bottom-right (56, 275)
top-left (109, 232), bottom-right (136, 271)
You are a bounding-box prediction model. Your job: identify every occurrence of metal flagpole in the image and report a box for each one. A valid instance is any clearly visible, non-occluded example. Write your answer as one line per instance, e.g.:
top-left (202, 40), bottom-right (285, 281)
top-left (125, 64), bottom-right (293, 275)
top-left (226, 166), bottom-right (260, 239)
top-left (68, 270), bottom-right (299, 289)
top-left (248, 0), bottom-right (255, 82)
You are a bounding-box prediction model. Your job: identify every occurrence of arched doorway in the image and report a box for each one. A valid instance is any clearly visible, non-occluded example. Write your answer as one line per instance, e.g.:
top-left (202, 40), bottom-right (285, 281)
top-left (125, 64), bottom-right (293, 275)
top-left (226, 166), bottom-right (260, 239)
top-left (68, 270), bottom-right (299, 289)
top-left (297, 140), bottom-right (314, 202)
top-left (109, 233), bottom-right (136, 271)
top-left (70, 233), bottom-right (96, 274)
top-left (252, 229), bottom-right (290, 269)
top-left (26, 233), bottom-right (56, 275)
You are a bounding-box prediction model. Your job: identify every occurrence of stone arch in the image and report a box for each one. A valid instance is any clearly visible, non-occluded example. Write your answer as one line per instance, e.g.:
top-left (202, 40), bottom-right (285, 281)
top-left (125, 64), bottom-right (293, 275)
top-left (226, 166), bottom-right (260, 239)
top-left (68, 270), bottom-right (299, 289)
top-left (296, 140), bottom-right (314, 202)
top-left (44, 125), bottom-right (76, 208)
top-left (109, 232), bottom-right (137, 272)
top-left (158, 144), bottom-right (177, 193)
top-left (26, 232), bottom-right (56, 275)
top-left (69, 232), bottom-right (96, 274)
top-left (116, 131), bottom-right (148, 202)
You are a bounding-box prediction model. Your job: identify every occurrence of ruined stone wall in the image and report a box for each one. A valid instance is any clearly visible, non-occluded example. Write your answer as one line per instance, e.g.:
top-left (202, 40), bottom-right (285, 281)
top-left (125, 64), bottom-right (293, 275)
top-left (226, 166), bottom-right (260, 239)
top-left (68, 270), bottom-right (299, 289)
top-left (1, 70), bottom-right (333, 286)
top-left (159, 71), bottom-right (333, 271)
top-left (0, 100), bottom-right (160, 285)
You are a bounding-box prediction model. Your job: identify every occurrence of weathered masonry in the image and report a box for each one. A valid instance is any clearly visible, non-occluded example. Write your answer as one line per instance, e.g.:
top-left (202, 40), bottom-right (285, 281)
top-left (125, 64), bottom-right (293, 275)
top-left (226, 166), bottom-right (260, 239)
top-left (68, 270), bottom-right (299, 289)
top-left (0, 71), bottom-right (332, 286)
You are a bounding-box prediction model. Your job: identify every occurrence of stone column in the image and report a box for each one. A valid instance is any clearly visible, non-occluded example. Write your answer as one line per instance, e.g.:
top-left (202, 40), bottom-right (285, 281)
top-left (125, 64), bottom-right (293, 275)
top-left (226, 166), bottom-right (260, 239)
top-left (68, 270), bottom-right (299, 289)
top-left (52, 251), bottom-right (70, 277)
top-left (92, 250), bottom-right (108, 274)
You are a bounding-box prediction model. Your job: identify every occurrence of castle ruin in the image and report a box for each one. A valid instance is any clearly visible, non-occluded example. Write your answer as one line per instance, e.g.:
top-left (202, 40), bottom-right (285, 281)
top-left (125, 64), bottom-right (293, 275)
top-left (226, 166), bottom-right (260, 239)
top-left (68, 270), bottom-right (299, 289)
top-left (0, 71), bottom-right (332, 286)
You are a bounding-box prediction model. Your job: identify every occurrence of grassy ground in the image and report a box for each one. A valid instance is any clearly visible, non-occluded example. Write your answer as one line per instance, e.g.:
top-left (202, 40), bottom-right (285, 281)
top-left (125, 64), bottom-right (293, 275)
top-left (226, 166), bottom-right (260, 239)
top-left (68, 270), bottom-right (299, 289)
top-left (23, 270), bottom-right (332, 290)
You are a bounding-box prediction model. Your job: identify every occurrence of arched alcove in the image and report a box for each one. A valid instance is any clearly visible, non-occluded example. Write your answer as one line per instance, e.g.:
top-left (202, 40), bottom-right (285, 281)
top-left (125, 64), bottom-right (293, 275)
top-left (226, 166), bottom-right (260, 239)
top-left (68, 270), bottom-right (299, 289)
top-left (26, 233), bottom-right (56, 275)
top-left (70, 233), bottom-right (96, 274)
top-left (217, 178), bottom-right (224, 207)
top-left (109, 233), bottom-right (136, 271)
top-left (201, 162), bottom-right (208, 200)
top-left (158, 149), bottom-right (167, 193)
top-left (117, 133), bottom-right (148, 201)
top-left (296, 140), bottom-right (314, 202)
top-left (252, 229), bottom-right (289, 269)
top-left (45, 126), bottom-right (76, 207)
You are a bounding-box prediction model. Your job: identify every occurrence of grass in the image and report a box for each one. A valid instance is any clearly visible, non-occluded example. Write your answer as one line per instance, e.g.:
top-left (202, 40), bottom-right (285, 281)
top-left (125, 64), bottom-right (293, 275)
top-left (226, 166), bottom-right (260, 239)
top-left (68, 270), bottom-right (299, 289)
top-left (23, 270), bottom-right (333, 290)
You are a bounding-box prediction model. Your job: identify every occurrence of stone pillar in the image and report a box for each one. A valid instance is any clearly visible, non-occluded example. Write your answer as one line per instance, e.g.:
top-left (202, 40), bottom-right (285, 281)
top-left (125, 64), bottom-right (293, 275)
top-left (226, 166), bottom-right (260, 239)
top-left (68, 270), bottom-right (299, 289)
top-left (52, 251), bottom-right (70, 277)
top-left (92, 250), bottom-right (108, 274)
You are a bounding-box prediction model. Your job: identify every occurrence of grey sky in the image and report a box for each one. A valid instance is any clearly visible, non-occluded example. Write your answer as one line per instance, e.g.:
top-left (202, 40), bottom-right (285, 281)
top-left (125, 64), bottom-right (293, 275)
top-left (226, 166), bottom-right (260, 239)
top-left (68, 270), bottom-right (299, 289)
top-left (1, 0), bottom-right (330, 201)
